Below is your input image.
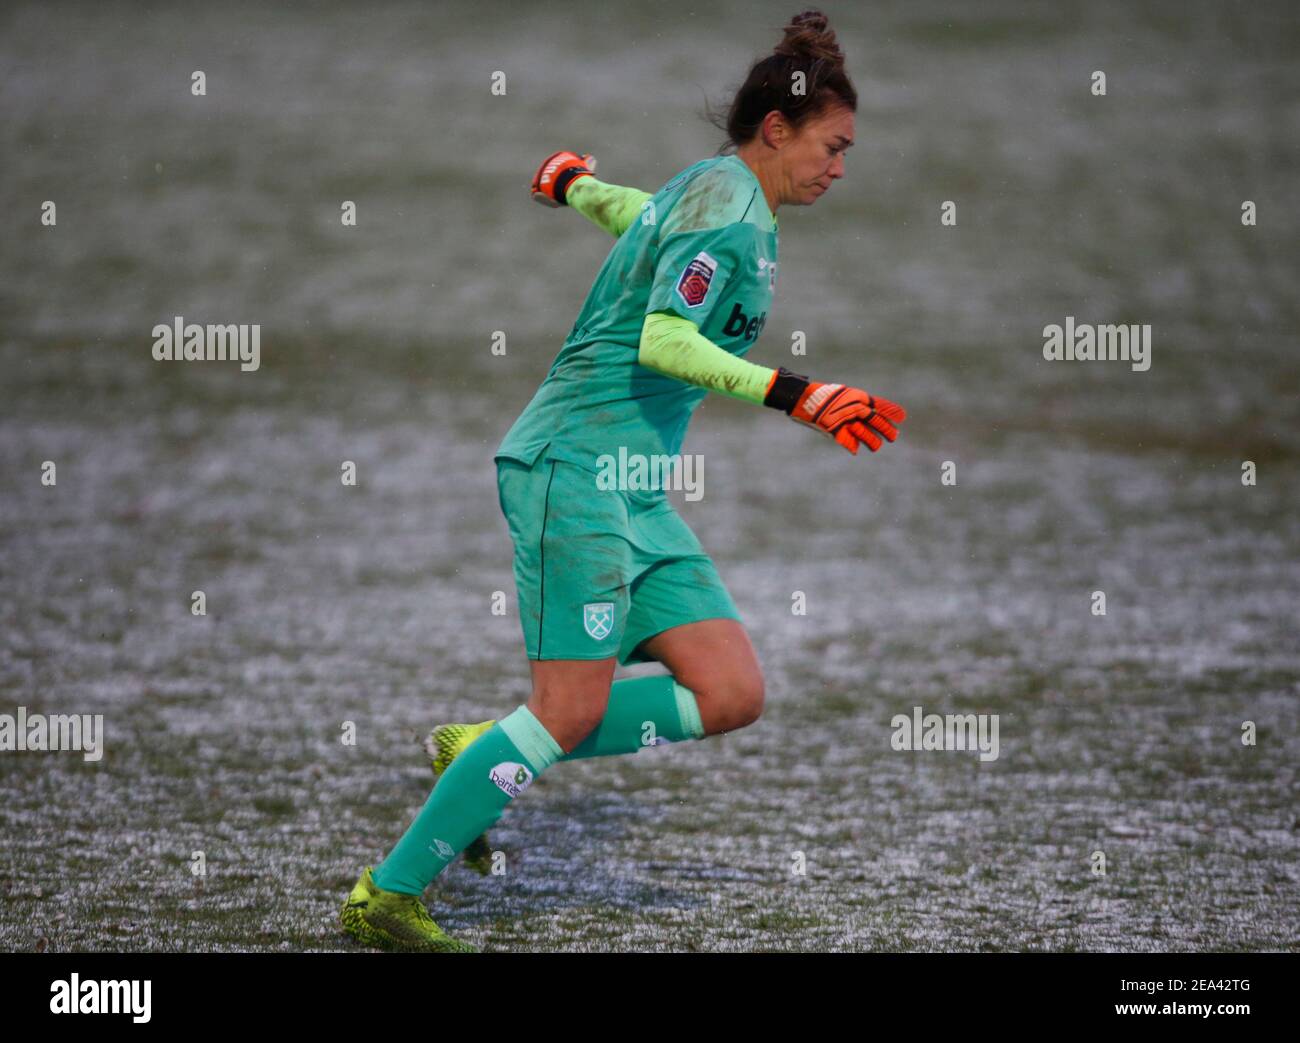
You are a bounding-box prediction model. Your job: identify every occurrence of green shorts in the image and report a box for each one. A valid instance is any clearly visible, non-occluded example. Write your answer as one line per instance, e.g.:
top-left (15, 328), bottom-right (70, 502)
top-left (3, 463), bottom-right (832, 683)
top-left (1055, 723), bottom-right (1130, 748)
top-left (495, 452), bottom-right (741, 665)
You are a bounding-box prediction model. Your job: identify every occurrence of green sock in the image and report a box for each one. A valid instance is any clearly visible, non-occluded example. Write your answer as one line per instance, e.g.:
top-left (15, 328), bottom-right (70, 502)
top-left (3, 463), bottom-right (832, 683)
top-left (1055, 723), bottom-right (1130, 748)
top-left (370, 677), bottom-right (703, 894)
top-left (371, 705), bottom-right (563, 895)
top-left (562, 674), bottom-right (706, 759)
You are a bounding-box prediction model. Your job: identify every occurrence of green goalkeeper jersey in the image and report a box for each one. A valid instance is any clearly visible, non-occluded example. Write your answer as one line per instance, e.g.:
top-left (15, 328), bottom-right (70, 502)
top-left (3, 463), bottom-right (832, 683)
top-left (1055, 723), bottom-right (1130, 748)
top-left (495, 154), bottom-right (779, 475)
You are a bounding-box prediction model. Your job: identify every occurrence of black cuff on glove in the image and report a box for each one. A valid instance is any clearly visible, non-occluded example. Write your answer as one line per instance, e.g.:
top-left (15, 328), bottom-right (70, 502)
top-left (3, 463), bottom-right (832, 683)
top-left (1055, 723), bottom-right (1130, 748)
top-left (552, 165), bottom-right (592, 206)
top-left (763, 366), bottom-right (810, 414)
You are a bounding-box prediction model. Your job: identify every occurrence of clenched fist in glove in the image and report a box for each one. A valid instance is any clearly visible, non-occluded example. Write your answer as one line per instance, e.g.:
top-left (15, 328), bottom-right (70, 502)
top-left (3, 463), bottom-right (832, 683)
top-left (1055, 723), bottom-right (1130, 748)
top-left (530, 150), bottom-right (597, 207)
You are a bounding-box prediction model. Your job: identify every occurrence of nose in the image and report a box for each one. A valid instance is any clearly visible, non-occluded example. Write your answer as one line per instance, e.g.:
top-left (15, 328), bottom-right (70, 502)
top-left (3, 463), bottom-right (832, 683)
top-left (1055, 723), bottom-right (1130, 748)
top-left (828, 153), bottom-right (846, 179)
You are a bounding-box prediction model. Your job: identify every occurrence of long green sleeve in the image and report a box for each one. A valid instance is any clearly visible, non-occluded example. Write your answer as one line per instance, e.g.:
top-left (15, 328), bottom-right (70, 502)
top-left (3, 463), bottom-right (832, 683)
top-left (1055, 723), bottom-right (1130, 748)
top-left (567, 176), bottom-right (653, 237)
top-left (639, 311), bottom-right (775, 405)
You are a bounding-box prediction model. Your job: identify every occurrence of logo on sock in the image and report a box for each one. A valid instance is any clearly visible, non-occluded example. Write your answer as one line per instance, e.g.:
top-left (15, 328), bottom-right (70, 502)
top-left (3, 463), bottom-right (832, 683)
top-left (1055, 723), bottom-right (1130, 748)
top-left (583, 602), bottom-right (614, 640)
top-left (429, 838), bottom-right (455, 860)
top-left (489, 761), bottom-right (534, 798)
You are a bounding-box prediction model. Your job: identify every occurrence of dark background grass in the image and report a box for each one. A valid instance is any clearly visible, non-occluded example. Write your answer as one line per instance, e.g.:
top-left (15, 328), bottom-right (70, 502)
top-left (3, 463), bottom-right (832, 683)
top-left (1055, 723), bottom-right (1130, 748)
top-left (0, 0), bottom-right (1296, 950)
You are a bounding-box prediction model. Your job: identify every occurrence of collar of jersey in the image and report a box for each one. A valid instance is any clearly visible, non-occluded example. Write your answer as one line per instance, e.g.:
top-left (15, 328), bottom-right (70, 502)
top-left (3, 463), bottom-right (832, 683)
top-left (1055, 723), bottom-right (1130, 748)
top-left (724, 154), bottom-right (778, 233)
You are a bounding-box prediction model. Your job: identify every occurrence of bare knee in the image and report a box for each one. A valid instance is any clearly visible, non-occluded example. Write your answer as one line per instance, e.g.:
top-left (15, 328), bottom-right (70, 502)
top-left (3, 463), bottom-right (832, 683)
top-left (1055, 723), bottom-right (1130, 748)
top-left (687, 668), bottom-right (765, 734)
top-left (528, 677), bottom-right (610, 753)
top-left (729, 670), bottom-right (766, 729)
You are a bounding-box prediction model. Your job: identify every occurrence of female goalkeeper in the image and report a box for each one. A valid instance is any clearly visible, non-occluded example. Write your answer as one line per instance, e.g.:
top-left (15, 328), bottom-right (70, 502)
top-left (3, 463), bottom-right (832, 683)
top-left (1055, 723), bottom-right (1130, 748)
top-left (342, 8), bottom-right (906, 951)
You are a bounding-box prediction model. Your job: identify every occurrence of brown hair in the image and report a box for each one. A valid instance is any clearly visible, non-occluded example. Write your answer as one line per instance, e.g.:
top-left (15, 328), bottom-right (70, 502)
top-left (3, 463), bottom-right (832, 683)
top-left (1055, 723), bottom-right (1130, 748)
top-left (714, 10), bottom-right (857, 150)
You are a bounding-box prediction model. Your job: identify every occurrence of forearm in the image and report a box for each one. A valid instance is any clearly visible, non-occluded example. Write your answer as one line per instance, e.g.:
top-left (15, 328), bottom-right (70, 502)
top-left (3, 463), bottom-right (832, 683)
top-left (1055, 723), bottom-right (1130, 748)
top-left (638, 311), bottom-right (776, 405)
top-left (638, 314), bottom-right (906, 456)
top-left (568, 177), bottom-right (653, 237)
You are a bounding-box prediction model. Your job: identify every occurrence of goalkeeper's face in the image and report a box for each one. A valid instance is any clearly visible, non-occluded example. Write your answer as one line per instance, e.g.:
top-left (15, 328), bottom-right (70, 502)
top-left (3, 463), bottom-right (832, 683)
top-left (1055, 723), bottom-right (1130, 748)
top-left (782, 105), bottom-right (855, 207)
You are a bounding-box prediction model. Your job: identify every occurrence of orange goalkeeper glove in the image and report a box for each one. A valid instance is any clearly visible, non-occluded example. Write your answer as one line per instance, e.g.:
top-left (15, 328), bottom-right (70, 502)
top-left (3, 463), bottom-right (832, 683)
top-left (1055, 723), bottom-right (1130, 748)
top-left (763, 367), bottom-right (907, 455)
top-left (530, 150), bottom-right (597, 208)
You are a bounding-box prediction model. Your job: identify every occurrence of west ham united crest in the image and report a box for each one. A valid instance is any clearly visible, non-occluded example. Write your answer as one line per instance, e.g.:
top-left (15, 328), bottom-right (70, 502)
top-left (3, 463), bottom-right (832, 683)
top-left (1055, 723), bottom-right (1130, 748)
top-left (583, 602), bottom-right (614, 640)
top-left (675, 251), bottom-right (718, 308)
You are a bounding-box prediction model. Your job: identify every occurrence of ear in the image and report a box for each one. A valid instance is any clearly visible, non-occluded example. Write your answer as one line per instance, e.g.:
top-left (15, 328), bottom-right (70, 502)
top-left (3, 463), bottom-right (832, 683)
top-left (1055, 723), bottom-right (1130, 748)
top-left (759, 110), bottom-right (787, 150)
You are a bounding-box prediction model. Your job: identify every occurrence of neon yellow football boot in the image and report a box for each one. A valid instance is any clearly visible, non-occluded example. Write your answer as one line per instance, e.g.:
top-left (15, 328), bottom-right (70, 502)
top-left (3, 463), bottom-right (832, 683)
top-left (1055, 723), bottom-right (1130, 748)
top-left (340, 866), bottom-right (476, 953)
top-left (424, 720), bottom-right (497, 876)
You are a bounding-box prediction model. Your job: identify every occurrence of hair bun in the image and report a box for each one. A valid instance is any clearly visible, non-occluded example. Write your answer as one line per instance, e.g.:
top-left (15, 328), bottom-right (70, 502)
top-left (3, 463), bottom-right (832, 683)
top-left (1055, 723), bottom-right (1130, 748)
top-left (774, 9), bottom-right (842, 64)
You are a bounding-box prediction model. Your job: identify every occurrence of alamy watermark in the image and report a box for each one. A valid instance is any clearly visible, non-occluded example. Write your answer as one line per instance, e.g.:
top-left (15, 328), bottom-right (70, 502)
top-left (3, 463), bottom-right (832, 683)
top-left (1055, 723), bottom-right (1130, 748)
top-left (50, 975), bottom-right (150, 1022)
top-left (594, 447), bottom-right (704, 501)
top-left (0, 706), bottom-right (104, 762)
top-left (152, 316), bottom-right (260, 371)
top-left (1042, 316), bottom-right (1151, 371)
top-left (891, 706), bottom-right (1000, 762)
